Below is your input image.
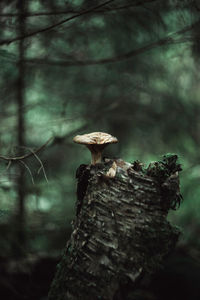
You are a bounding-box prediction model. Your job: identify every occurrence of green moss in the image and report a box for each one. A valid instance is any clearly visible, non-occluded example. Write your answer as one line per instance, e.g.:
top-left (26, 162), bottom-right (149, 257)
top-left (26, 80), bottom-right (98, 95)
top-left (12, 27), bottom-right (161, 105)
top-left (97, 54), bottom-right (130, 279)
top-left (145, 154), bottom-right (183, 210)
top-left (146, 153), bottom-right (182, 181)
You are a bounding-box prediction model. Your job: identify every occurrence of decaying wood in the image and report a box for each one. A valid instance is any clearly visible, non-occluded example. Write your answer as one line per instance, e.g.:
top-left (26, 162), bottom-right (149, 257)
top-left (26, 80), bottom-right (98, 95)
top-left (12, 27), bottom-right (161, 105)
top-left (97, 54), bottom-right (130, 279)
top-left (48, 154), bottom-right (182, 300)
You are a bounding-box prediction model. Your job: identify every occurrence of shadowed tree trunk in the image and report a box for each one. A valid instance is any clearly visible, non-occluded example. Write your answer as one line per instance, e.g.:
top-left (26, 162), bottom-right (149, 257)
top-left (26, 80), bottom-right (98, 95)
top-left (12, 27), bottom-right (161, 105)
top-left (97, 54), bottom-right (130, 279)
top-left (48, 154), bottom-right (182, 300)
top-left (15, 0), bottom-right (27, 256)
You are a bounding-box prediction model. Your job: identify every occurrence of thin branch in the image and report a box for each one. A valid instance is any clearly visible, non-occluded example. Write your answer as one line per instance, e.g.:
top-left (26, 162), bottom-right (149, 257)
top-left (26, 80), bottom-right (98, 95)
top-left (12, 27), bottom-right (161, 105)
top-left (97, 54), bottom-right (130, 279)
top-left (0, 160), bottom-right (12, 177)
top-left (19, 160), bottom-right (35, 184)
top-left (0, 136), bottom-right (53, 162)
top-left (24, 19), bottom-right (199, 67)
top-left (0, 0), bottom-right (158, 17)
top-left (0, 0), bottom-right (115, 46)
top-left (6, 160), bottom-right (12, 171)
top-left (37, 165), bottom-right (43, 175)
top-left (27, 148), bottom-right (48, 183)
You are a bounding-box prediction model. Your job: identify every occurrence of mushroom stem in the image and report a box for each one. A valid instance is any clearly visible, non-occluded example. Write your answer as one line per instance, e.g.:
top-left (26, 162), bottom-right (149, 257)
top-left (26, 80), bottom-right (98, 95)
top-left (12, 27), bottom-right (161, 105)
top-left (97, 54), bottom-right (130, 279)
top-left (87, 144), bottom-right (105, 165)
top-left (90, 151), bottom-right (102, 165)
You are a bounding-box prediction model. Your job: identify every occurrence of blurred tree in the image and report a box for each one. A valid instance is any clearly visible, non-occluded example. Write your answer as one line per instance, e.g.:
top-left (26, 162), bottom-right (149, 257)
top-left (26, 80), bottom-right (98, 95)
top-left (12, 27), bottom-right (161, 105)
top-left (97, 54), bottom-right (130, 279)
top-left (15, 0), bottom-right (27, 257)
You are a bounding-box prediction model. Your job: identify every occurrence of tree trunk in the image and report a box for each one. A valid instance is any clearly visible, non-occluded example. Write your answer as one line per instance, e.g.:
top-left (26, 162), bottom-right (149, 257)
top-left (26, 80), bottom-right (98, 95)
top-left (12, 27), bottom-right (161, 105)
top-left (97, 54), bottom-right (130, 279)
top-left (16, 0), bottom-right (27, 256)
top-left (48, 154), bottom-right (182, 300)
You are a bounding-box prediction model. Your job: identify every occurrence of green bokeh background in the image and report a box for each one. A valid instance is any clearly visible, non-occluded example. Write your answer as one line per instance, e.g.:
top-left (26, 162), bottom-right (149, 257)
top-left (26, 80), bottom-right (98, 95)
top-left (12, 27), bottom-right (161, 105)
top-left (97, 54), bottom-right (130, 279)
top-left (0, 0), bottom-right (200, 258)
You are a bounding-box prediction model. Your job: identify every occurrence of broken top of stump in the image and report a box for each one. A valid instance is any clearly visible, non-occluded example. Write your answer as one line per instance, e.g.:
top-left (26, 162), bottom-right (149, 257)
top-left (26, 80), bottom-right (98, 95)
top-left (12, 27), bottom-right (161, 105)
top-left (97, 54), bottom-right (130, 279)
top-left (73, 132), bottom-right (118, 165)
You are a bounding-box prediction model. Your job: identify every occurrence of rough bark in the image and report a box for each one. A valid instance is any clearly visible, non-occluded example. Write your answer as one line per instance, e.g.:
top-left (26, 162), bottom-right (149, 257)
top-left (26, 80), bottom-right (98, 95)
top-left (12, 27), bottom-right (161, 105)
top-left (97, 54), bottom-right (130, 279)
top-left (48, 154), bottom-right (182, 300)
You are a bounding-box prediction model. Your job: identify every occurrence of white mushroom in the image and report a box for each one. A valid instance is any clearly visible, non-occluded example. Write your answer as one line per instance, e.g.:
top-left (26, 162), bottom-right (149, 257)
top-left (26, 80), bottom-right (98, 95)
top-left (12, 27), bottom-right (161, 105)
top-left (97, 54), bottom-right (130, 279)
top-left (73, 132), bottom-right (118, 165)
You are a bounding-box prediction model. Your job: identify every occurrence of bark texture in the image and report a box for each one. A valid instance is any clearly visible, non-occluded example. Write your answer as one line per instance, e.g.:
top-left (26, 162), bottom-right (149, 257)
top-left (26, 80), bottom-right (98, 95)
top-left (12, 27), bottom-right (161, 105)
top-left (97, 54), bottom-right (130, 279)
top-left (48, 154), bottom-right (182, 300)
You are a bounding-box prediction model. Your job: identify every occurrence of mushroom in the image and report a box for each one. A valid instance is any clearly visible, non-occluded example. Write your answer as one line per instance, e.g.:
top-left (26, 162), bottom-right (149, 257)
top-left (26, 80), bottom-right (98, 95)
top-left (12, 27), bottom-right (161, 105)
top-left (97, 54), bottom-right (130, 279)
top-left (73, 132), bottom-right (118, 165)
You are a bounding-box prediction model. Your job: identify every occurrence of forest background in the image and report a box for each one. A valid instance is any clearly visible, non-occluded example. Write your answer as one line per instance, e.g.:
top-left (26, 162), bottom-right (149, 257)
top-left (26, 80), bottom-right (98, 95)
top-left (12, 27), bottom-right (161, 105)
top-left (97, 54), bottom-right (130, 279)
top-left (0, 0), bottom-right (200, 299)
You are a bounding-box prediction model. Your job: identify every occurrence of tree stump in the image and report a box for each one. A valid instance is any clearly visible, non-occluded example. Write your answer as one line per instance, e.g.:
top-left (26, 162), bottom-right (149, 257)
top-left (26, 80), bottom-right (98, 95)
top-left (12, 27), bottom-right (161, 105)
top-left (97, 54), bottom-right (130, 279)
top-left (48, 154), bottom-right (182, 300)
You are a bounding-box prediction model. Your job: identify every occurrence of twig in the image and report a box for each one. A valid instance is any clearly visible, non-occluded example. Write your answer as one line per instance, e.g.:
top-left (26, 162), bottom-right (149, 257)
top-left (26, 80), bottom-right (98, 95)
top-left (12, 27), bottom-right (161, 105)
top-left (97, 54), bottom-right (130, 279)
top-left (24, 34), bottom-right (195, 67)
top-left (0, 136), bottom-right (53, 162)
top-left (21, 17), bottom-right (200, 68)
top-left (6, 160), bottom-right (12, 171)
top-left (0, 0), bottom-right (115, 46)
top-left (0, 160), bottom-right (12, 177)
top-left (37, 165), bottom-right (42, 175)
top-left (0, 0), bottom-right (158, 17)
top-left (27, 148), bottom-right (48, 183)
top-left (19, 160), bottom-right (35, 184)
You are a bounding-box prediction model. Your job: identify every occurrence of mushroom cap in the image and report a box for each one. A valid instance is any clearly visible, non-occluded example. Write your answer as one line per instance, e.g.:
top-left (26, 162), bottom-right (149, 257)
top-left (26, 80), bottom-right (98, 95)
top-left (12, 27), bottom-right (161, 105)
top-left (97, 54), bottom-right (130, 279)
top-left (73, 132), bottom-right (118, 145)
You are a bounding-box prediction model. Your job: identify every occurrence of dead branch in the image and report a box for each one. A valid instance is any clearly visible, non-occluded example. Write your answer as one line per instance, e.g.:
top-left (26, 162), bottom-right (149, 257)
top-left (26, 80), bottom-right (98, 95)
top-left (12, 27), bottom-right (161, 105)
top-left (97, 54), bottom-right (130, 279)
top-left (27, 148), bottom-right (48, 183)
top-left (19, 160), bottom-right (35, 184)
top-left (0, 0), bottom-right (158, 17)
top-left (0, 0), bottom-right (115, 46)
top-left (24, 19), bottom-right (199, 67)
top-left (0, 136), bottom-right (53, 162)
